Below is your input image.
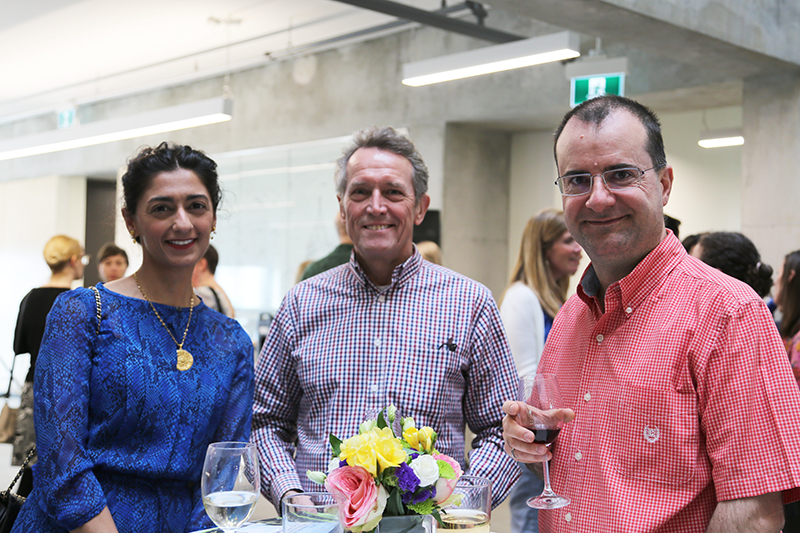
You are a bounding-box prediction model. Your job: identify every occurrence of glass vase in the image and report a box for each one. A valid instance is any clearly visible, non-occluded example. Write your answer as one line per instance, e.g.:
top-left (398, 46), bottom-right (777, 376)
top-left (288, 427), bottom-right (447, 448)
top-left (372, 514), bottom-right (435, 533)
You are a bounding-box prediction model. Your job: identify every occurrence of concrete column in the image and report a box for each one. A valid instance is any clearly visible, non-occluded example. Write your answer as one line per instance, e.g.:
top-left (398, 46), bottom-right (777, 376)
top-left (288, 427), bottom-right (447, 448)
top-left (442, 125), bottom-right (511, 298)
top-left (741, 72), bottom-right (800, 271)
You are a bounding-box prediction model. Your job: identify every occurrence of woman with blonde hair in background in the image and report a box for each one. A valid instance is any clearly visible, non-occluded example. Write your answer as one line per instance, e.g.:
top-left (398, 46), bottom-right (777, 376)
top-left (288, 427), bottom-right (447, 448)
top-left (12, 234), bottom-right (88, 496)
top-left (500, 208), bottom-right (582, 533)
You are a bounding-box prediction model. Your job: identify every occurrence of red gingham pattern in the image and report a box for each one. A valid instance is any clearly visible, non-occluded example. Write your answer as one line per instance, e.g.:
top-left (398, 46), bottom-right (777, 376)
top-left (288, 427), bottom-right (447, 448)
top-left (251, 250), bottom-right (520, 509)
top-left (538, 233), bottom-right (800, 532)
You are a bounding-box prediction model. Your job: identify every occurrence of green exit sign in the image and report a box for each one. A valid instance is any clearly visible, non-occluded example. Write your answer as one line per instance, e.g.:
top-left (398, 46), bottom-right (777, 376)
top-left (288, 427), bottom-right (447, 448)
top-left (570, 73), bottom-right (625, 107)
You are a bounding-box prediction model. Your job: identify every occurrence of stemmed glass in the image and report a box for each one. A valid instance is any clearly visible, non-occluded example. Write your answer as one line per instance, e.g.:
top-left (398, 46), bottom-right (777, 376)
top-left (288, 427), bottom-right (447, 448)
top-left (518, 374), bottom-right (570, 509)
top-left (202, 441), bottom-right (260, 532)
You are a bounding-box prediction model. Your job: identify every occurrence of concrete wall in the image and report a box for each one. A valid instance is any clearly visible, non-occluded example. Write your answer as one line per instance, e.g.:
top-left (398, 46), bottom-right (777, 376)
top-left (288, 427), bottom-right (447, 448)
top-left (442, 125), bottom-right (511, 298)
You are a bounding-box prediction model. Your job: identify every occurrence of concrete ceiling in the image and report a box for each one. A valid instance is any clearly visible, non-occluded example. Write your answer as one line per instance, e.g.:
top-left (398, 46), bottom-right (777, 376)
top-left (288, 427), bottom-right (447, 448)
top-left (3, 0), bottom-right (795, 126)
top-left (0, 0), bottom-right (454, 120)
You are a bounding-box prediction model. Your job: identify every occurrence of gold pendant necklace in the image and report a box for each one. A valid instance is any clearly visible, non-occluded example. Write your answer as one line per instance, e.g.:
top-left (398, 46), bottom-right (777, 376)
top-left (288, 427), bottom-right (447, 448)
top-left (134, 271), bottom-right (195, 371)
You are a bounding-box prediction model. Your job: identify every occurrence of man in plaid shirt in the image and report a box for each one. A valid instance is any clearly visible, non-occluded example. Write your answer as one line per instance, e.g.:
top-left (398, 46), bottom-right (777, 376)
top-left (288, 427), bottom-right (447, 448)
top-left (252, 126), bottom-right (520, 512)
top-left (503, 96), bottom-right (800, 532)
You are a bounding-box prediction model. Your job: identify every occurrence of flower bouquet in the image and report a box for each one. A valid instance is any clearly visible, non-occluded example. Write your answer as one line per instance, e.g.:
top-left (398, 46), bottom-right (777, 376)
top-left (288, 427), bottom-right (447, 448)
top-left (307, 406), bottom-right (463, 533)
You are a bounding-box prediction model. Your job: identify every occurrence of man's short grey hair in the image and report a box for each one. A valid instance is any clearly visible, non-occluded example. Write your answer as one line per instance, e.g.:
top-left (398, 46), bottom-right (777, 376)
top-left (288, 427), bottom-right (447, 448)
top-left (335, 126), bottom-right (429, 203)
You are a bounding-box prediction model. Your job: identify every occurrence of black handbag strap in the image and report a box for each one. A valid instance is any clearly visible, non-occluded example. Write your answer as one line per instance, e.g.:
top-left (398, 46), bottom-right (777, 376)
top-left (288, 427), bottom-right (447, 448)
top-left (2, 446), bottom-right (35, 499)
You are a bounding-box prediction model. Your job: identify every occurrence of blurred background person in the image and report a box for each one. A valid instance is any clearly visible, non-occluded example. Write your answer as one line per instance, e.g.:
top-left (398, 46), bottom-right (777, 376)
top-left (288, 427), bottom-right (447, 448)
top-left (192, 244), bottom-right (235, 318)
top-left (12, 234), bottom-right (87, 496)
top-left (774, 249), bottom-right (800, 531)
top-left (12, 143), bottom-right (254, 533)
top-left (96, 242), bottom-right (129, 283)
top-left (690, 231), bottom-right (773, 298)
top-left (499, 208), bottom-right (582, 533)
top-left (416, 240), bottom-right (442, 265)
top-left (774, 250), bottom-right (800, 386)
top-left (300, 215), bottom-right (354, 280)
top-left (664, 214), bottom-right (681, 239)
top-left (294, 259), bottom-right (314, 284)
top-left (681, 232), bottom-right (705, 255)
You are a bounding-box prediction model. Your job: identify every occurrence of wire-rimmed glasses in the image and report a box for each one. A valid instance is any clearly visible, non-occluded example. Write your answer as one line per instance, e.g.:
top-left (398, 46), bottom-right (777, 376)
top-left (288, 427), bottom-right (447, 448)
top-left (555, 165), bottom-right (658, 196)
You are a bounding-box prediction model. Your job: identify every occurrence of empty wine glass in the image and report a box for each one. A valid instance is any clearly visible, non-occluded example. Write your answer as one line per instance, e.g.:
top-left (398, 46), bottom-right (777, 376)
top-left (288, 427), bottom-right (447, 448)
top-left (202, 441), bottom-right (260, 532)
top-left (518, 374), bottom-right (570, 509)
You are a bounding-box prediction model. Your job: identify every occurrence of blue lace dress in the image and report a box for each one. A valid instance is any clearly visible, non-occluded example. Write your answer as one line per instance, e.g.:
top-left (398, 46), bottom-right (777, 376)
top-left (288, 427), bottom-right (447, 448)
top-left (12, 284), bottom-right (255, 533)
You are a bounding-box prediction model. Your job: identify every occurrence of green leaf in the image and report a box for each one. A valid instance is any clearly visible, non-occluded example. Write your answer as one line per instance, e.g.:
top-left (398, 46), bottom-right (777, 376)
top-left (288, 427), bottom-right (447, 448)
top-left (437, 459), bottom-right (456, 479)
top-left (432, 509), bottom-right (444, 528)
top-left (330, 434), bottom-right (342, 457)
top-left (377, 410), bottom-right (388, 430)
top-left (385, 487), bottom-right (405, 516)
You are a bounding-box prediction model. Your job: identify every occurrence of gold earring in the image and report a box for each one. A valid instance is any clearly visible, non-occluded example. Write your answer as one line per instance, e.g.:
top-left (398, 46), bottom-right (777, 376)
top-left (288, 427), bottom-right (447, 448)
top-left (211, 226), bottom-right (216, 240)
top-left (130, 229), bottom-right (137, 244)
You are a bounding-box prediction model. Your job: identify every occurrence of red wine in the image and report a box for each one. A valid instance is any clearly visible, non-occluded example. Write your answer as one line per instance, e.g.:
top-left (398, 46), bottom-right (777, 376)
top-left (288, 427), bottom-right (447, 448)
top-left (531, 427), bottom-right (560, 444)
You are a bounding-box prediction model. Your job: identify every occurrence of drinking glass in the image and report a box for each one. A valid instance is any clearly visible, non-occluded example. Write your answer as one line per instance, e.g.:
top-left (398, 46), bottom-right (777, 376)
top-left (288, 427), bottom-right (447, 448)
top-left (518, 374), bottom-right (570, 509)
top-left (201, 441), bottom-right (260, 532)
top-left (439, 475), bottom-right (491, 533)
top-left (282, 492), bottom-right (341, 533)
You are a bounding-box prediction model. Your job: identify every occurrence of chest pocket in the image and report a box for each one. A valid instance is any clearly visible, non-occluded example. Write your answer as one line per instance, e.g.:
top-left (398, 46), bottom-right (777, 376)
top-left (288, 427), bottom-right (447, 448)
top-left (612, 385), bottom-right (699, 486)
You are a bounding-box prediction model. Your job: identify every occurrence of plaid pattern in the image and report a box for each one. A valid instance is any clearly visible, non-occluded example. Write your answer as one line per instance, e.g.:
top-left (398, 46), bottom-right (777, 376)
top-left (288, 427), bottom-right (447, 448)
top-left (252, 250), bottom-right (519, 510)
top-left (538, 233), bottom-right (800, 532)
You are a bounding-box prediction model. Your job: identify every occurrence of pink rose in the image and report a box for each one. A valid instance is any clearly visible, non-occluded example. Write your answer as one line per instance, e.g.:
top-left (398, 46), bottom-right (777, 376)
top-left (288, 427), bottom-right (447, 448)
top-left (325, 465), bottom-right (387, 532)
top-left (433, 453), bottom-right (463, 504)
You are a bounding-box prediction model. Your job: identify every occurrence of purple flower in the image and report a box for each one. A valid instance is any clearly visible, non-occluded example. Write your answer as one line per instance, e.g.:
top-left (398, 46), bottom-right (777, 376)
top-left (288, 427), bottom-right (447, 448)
top-left (339, 459), bottom-right (348, 468)
top-left (396, 463), bottom-right (420, 492)
top-left (408, 486), bottom-right (436, 505)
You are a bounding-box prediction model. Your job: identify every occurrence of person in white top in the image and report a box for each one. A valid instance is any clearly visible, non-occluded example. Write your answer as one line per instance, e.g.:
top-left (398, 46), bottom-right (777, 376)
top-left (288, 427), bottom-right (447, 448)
top-left (499, 208), bottom-right (582, 533)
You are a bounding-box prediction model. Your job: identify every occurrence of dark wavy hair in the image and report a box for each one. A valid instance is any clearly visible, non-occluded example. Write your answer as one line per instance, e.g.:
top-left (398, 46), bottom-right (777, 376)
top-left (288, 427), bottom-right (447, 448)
top-left (777, 250), bottom-right (800, 339)
top-left (697, 232), bottom-right (773, 297)
top-left (122, 142), bottom-right (221, 222)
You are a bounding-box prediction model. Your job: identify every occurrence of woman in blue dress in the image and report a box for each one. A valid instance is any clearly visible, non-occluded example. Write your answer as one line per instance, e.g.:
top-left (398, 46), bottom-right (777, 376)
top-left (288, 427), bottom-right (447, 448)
top-left (12, 143), bottom-right (254, 533)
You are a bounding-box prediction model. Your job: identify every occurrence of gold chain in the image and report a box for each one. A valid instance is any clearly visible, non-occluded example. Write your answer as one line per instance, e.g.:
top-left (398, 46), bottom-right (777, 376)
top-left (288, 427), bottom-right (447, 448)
top-left (133, 271), bottom-right (195, 370)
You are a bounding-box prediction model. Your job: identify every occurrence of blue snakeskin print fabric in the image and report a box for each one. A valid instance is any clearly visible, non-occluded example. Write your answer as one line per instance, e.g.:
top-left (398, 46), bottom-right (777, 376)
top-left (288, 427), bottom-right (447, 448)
top-left (12, 284), bottom-right (254, 533)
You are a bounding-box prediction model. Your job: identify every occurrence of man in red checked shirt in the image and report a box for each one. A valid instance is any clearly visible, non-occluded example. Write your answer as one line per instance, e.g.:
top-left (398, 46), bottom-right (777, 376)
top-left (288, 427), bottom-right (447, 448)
top-left (502, 95), bottom-right (800, 532)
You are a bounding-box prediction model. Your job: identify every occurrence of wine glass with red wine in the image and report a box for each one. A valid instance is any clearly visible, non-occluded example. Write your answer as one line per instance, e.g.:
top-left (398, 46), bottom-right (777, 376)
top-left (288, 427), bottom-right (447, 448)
top-left (518, 373), bottom-right (570, 509)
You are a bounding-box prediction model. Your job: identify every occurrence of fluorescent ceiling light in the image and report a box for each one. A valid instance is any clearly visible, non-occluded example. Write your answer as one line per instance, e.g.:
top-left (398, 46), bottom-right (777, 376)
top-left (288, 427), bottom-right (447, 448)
top-left (402, 31), bottom-right (580, 87)
top-left (0, 97), bottom-right (233, 161)
top-left (698, 128), bottom-right (744, 149)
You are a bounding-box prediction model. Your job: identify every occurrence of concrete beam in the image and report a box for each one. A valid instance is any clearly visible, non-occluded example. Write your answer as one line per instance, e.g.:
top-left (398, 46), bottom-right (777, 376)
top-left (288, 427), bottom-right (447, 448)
top-left (487, 0), bottom-right (800, 77)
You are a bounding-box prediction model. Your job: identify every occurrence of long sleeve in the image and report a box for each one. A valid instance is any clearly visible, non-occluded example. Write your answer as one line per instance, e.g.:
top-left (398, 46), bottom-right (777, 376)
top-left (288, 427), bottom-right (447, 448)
top-left (251, 293), bottom-right (304, 510)
top-left (187, 326), bottom-right (255, 531)
top-left (33, 291), bottom-right (109, 530)
top-left (500, 282), bottom-right (545, 376)
top-left (465, 294), bottom-right (521, 508)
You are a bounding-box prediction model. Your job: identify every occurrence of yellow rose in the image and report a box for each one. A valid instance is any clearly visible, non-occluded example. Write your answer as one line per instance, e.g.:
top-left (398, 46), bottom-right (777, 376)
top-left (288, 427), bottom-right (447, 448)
top-left (403, 427), bottom-right (420, 450)
top-left (418, 426), bottom-right (437, 452)
top-left (340, 434), bottom-right (378, 477)
top-left (374, 433), bottom-right (407, 471)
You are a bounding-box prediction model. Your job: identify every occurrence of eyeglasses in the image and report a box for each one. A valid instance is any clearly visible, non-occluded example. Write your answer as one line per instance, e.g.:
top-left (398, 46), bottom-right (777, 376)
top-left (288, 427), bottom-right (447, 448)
top-left (555, 166), bottom-right (659, 197)
top-left (79, 254), bottom-right (91, 266)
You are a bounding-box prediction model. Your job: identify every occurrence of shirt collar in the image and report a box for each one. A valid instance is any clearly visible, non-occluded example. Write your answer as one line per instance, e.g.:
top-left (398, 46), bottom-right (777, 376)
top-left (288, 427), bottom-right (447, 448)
top-left (578, 230), bottom-right (686, 312)
top-left (347, 245), bottom-right (423, 291)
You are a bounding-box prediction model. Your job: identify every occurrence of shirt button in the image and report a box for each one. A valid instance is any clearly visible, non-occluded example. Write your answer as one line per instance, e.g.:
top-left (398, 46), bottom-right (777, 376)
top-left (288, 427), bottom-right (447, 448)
top-left (370, 384), bottom-right (379, 393)
top-left (625, 306), bottom-right (633, 314)
top-left (596, 334), bottom-right (604, 343)
top-left (374, 338), bottom-right (381, 347)
top-left (378, 295), bottom-right (386, 303)
top-left (565, 513), bottom-right (572, 522)
top-left (584, 392), bottom-right (591, 402)
top-left (575, 451), bottom-right (582, 461)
